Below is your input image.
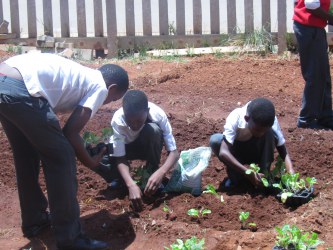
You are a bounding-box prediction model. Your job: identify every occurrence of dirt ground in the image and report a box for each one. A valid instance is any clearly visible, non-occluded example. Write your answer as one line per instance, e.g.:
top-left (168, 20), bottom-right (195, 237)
top-left (0, 51), bottom-right (333, 250)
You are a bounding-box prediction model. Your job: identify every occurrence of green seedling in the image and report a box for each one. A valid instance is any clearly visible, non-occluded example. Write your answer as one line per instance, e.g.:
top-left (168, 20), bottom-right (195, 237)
top-left (101, 127), bottom-right (113, 143)
top-left (275, 224), bottom-right (324, 249)
top-left (163, 201), bottom-right (173, 214)
top-left (239, 211), bottom-right (250, 228)
top-left (245, 163), bottom-right (269, 187)
top-left (165, 236), bottom-right (205, 250)
top-left (203, 184), bottom-right (224, 203)
top-left (83, 127), bottom-right (114, 147)
top-left (187, 208), bottom-right (211, 218)
top-left (273, 173), bottom-right (317, 203)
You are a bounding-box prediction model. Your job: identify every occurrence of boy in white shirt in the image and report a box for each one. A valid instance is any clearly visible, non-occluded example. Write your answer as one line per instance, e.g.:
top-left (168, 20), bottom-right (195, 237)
top-left (209, 98), bottom-right (294, 188)
top-left (104, 90), bottom-right (179, 211)
top-left (0, 53), bottom-right (129, 250)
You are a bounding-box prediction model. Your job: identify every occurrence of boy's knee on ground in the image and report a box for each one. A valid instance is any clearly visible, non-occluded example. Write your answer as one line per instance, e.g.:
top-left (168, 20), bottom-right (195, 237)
top-left (209, 133), bottom-right (223, 156)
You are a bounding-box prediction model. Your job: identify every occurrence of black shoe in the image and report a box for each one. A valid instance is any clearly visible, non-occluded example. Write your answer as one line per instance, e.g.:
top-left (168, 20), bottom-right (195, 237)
top-left (318, 118), bottom-right (333, 130)
top-left (58, 234), bottom-right (111, 250)
top-left (297, 120), bottom-right (327, 130)
top-left (22, 211), bottom-right (51, 238)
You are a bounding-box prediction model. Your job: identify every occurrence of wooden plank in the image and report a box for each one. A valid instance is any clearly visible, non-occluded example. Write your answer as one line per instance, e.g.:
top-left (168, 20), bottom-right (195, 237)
top-left (106, 0), bottom-right (117, 58)
top-left (176, 0), bottom-right (185, 35)
top-left (27, 0), bottom-right (37, 38)
top-left (142, 0), bottom-right (152, 36)
top-left (126, 0), bottom-right (135, 36)
top-left (10, 0), bottom-right (20, 37)
top-left (244, 0), bottom-right (253, 33)
top-left (262, 0), bottom-right (271, 32)
top-left (60, 0), bottom-right (70, 37)
top-left (227, 0), bottom-right (236, 34)
top-left (159, 0), bottom-right (168, 35)
top-left (210, 0), bottom-right (219, 34)
top-left (0, 0), bottom-right (3, 23)
top-left (94, 0), bottom-right (103, 37)
top-left (193, 0), bottom-right (202, 34)
top-left (43, 0), bottom-right (53, 36)
top-left (277, 0), bottom-right (287, 53)
top-left (76, 0), bottom-right (87, 37)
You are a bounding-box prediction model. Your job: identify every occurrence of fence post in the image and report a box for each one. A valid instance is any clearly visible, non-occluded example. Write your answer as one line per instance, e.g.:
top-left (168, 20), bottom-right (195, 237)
top-left (126, 0), bottom-right (135, 36)
top-left (244, 0), bottom-right (253, 34)
top-left (227, 0), bottom-right (236, 34)
top-left (60, 0), bottom-right (70, 37)
top-left (193, 0), bottom-right (202, 34)
top-left (159, 0), bottom-right (168, 35)
top-left (27, 0), bottom-right (37, 38)
top-left (77, 0), bottom-right (87, 37)
top-left (176, 0), bottom-right (185, 35)
top-left (262, 0), bottom-right (271, 32)
top-left (278, 0), bottom-right (287, 53)
top-left (210, 0), bottom-right (219, 34)
top-left (43, 0), bottom-right (53, 36)
top-left (142, 0), bottom-right (152, 36)
top-left (106, 0), bottom-right (117, 58)
top-left (0, 0), bottom-right (3, 24)
top-left (94, 0), bottom-right (104, 37)
top-left (10, 0), bottom-right (20, 37)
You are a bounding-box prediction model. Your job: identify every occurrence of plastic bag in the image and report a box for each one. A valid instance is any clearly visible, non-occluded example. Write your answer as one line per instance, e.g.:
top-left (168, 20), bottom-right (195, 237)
top-left (164, 146), bottom-right (212, 196)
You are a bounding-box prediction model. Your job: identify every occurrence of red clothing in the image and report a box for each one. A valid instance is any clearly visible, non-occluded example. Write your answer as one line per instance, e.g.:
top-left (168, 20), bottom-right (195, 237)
top-left (293, 0), bottom-right (330, 28)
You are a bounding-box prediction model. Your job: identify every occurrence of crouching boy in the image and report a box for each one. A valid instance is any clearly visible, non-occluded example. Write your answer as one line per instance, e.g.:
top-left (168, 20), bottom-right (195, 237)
top-left (102, 90), bottom-right (179, 210)
top-left (209, 98), bottom-right (294, 188)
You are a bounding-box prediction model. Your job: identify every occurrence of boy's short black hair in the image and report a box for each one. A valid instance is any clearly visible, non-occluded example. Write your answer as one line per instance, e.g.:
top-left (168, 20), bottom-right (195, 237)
top-left (247, 98), bottom-right (275, 127)
top-left (98, 64), bottom-right (129, 92)
top-left (123, 90), bottom-right (148, 115)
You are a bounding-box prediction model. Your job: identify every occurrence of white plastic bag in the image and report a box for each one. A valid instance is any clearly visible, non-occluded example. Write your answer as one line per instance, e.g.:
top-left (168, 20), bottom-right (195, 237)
top-left (164, 146), bottom-right (212, 196)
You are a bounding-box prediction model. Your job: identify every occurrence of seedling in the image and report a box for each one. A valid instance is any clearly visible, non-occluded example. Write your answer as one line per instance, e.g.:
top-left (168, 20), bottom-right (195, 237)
top-left (165, 236), bottom-right (205, 250)
top-left (275, 224), bottom-right (324, 249)
top-left (203, 184), bottom-right (224, 203)
top-left (239, 211), bottom-right (250, 229)
top-left (82, 128), bottom-right (114, 156)
top-left (163, 201), bottom-right (173, 214)
top-left (187, 208), bottom-right (211, 218)
top-left (273, 173), bottom-right (317, 203)
top-left (245, 163), bottom-right (269, 187)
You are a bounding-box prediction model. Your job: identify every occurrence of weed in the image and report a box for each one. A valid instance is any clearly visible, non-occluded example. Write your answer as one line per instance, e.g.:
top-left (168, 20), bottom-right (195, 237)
top-left (165, 236), bottom-right (205, 250)
top-left (187, 208), bottom-right (211, 218)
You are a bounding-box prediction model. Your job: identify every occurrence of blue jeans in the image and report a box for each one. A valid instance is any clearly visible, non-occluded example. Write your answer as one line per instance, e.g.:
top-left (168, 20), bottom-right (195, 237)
top-left (0, 76), bottom-right (82, 245)
top-left (293, 21), bottom-right (333, 124)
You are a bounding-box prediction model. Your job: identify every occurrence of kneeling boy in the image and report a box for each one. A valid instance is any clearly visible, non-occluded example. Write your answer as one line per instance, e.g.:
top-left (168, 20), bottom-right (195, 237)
top-left (210, 98), bottom-right (294, 188)
top-left (106, 90), bottom-right (179, 210)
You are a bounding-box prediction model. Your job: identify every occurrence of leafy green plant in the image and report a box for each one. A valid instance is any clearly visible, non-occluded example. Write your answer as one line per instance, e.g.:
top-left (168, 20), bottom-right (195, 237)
top-left (273, 173), bottom-right (317, 203)
top-left (165, 236), bottom-right (205, 250)
top-left (239, 211), bottom-right (250, 228)
top-left (245, 163), bottom-right (269, 187)
top-left (203, 184), bottom-right (224, 203)
top-left (275, 224), bottom-right (324, 249)
top-left (82, 127), bottom-right (113, 147)
top-left (163, 201), bottom-right (173, 214)
top-left (187, 208), bottom-right (211, 218)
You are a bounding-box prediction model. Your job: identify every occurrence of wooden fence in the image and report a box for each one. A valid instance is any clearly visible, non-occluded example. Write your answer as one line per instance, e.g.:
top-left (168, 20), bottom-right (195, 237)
top-left (0, 0), bottom-right (296, 57)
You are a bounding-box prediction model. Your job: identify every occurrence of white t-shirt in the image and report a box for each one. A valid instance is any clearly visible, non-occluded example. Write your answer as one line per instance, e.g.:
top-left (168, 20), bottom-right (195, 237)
top-left (5, 53), bottom-right (108, 118)
top-left (223, 102), bottom-right (285, 146)
top-left (111, 102), bottom-right (177, 157)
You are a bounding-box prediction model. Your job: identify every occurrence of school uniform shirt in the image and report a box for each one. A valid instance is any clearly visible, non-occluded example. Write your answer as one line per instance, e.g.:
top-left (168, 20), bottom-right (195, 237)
top-left (223, 102), bottom-right (285, 147)
top-left (293, 0), bottom-right (330, 28)
top-left (4, 53), bottom-right (108, 118)
top-left (110, 102), bottom-right (177, 157)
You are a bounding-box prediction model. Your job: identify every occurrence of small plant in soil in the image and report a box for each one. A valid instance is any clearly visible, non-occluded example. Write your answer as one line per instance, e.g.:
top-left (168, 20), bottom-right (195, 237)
top-left (274, 224), bottom-right (324, 250)
top-left (187, 208), bottom-right (211, 219)
top-left (273, 173), bottom-right (316, 204)
top-left (203, 184), bottom-right (224, 203)
top-left (163, 201), bottom-right (173, 214)
top-left (83, 127), bottom-right (114, 156)
top-left (165, 236), bottom-right (205, 250)
top-left (245, 163), bottom-right (269, 187)
top-left (239, 211), bottom-right (257, 231)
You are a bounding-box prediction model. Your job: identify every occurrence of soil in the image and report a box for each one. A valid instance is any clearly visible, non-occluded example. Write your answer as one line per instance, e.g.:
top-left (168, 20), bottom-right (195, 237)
top-left (1, 51), bottom-right (333, 250)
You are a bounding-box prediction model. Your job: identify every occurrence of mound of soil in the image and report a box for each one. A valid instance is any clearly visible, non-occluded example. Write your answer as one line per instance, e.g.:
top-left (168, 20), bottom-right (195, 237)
top-left (1, 53), bottom-right (333, 249)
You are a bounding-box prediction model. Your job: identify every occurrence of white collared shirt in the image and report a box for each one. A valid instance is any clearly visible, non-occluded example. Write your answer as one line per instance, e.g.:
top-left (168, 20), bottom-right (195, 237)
top-left (5, 53), bottom-right (108, 118)
top-left (110, 102), bottom-right (177, 157)
top-left (223, 102), bottom-right (285, 146)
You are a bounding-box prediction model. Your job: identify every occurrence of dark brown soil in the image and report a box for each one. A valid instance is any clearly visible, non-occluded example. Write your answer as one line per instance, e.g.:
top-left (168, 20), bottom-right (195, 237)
top-left (1, 52), bottom-right (333, 250)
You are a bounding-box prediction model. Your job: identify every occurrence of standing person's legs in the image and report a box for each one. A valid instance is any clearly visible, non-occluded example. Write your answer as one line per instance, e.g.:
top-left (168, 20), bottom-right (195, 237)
top-left (0, 77), bottom-right (82, 246)
top-left (294, 21), bottom-right (331, 128)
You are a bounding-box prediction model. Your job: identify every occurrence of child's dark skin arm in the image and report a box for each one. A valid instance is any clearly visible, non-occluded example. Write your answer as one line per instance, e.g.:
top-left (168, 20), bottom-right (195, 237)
top-left (219, 139), bottom-right (263, 187)
top-left (116, 157), bottom-right (143, 211)
top-left (276, 144), bottom-right (295, 174)
top-left (144, 149), bottom-right (179, 196)
top-left (63, 106), bottom-right (106, 169)
top-left (306, 6), bottom-right (333, 25)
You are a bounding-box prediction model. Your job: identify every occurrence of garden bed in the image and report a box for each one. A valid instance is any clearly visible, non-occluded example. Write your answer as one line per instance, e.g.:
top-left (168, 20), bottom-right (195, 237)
top-left (0, 53), bottom-right (333, 249)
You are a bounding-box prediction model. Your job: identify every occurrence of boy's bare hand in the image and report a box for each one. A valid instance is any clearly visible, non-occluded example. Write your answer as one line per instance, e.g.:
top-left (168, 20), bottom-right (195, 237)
top-left (144, 170), bottom-right (164, 197)
top-left (247, 172), bottom-right (265, 188)
top-left (128, 184), bottom-right (143, 211)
